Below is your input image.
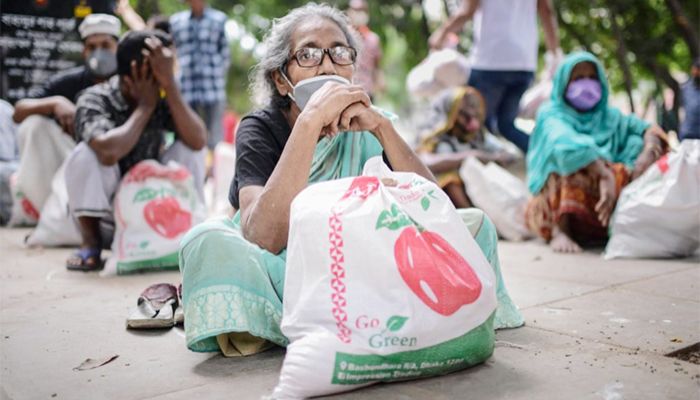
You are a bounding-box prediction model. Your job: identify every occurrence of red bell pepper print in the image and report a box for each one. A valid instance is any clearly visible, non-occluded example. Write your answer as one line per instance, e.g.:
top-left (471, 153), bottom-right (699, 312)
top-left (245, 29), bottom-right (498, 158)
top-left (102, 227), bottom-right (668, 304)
top-left (376, 200), bottom-right (482, 316)
top-left (394, 226), bottom-right (482, 316)
top-left (21, 198), bottom-right (39, 220)
top-left (143, 196), bottom-right (192, 239)
top-left (656, 154), bottom-right (669, 174)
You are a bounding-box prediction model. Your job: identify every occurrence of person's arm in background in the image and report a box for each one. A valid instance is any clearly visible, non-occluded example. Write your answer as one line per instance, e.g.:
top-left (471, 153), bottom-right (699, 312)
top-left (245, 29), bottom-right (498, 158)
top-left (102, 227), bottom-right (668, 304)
top-left (428, 0), bottom-right (480, 49)
top-left (538, 0), bottom-right (563, 76)
top-left (218, 17), bottom-right (231, 73)
top-left (115, 0), bottom-right (147, 31)
top-left (632, 124), bottom-right (669, 179)
top-left (87, 62), bottom-right (159, 165)
top-left (537, 0), bottom-right (560, 53)
top-left (419, 151), bottom-right (470, 174)
top-left (12, 97), bottom-right (76, 135)
top-left (145, 36), bottom-right (207, 150)
top-left (420, 149), bottom-right (514, 174)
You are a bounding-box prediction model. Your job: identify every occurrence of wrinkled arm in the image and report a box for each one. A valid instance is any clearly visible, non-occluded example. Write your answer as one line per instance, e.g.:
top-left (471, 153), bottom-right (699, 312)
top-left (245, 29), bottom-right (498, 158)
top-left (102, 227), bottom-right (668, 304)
top-left (419, 151), bottom-right (471, 174)
top-left (239, 116), bottom-right (324, 254)
top-left (375, 120), bottom-right (436, 182)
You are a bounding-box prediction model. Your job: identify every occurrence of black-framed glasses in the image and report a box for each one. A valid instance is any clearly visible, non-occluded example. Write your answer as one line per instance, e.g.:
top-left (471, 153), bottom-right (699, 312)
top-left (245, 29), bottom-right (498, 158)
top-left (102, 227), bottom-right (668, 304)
top-left (289, 46), bottom-right (357, 68)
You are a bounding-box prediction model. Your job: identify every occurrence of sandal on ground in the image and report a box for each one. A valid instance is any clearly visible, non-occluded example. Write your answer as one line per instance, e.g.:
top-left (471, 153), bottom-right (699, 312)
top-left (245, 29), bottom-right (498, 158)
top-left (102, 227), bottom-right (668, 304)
top-left (66, 248), bottom-right (103, 272)
top-left (126, 283), bottom-right (179, 329)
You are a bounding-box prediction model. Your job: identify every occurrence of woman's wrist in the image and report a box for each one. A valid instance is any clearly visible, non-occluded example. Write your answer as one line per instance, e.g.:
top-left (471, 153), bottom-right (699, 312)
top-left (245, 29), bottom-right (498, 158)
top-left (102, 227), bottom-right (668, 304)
top-left (295, 112), bottom-right (325, 140)
top-left (372, 116), bottom-right (395, 144)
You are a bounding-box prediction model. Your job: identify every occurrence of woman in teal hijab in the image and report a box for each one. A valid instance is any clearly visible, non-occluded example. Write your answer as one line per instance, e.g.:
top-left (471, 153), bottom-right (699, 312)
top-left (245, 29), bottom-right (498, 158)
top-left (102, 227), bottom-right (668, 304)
top-left (526, 51), bottom-right (668, 253)
top-left (179, 4), bottom-right (524, 357)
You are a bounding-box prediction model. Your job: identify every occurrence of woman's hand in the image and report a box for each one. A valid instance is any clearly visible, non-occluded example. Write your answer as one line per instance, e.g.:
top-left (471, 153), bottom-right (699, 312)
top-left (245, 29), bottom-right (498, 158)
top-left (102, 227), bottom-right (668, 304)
top-left (337, 102), bottom-right (386, 134)
top-left (300, 82), bottom-right (370, 138)
top-left (594, 163), bottom-right (617, 227)
top-left (632, 125), bottom-right (668, 179)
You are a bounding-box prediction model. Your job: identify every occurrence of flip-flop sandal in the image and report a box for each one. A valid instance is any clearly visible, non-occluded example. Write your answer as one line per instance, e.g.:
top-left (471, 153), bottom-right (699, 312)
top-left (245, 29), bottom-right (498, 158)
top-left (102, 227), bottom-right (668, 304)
top-left (66, 248), bottom-right (103, 272)
top-left (126, 283), bottom-right (179, 329)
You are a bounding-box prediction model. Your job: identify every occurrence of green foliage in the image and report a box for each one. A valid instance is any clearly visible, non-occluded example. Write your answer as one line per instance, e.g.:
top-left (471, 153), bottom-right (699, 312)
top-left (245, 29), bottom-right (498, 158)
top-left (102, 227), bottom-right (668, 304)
top-left (139, 0), bottom-right (696, 118)
top-left (555, 0), bottom-right (698, 110)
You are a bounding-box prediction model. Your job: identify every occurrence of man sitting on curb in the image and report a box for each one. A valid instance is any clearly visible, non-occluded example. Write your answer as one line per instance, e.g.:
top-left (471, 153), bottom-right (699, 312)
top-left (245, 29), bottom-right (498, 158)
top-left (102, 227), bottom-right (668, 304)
top-left (11, 14), bottom-right (121, 216)
top-left (65, 30), bottom-right (207, 271)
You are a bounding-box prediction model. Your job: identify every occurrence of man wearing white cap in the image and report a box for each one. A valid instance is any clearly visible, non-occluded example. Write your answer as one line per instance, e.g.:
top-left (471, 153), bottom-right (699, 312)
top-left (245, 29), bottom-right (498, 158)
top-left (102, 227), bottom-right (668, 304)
top-left (9, 14), bottom-right (121, 223)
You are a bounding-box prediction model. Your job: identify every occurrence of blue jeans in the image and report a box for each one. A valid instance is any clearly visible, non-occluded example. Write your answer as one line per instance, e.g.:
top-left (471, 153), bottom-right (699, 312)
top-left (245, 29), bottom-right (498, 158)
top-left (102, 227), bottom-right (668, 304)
top-left (192, 102), bottom-right (226, 150)
top-left (468, 69), bottom-right (534, 152)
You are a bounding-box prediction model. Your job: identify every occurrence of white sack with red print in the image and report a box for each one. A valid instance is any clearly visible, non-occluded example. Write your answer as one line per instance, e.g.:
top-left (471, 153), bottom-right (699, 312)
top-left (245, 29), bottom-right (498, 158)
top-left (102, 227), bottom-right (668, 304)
top-left (605, 140), bottom-right (700, 259)
top-left (273, 157), bottom-right (497, 399)
top-left (102, 160), bottom-right (205, 276)
top-left (7, 172), bottom-right (40, 227)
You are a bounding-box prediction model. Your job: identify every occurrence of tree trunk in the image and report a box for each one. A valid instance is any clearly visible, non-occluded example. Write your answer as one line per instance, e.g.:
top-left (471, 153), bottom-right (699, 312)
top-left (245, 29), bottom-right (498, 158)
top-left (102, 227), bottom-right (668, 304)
top-left (417, 1), bottom-right (432, 41)
top-left (643, 59), bottom-right (681, 126)
top-left (607, 6), bottom-right (636, 113)
top-left (665, 0), bottom-right (700, 59)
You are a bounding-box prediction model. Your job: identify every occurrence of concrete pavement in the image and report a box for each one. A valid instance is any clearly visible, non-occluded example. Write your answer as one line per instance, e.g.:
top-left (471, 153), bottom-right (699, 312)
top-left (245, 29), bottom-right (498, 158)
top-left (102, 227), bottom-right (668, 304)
top-left (1, 227), bottom-right (698, 400)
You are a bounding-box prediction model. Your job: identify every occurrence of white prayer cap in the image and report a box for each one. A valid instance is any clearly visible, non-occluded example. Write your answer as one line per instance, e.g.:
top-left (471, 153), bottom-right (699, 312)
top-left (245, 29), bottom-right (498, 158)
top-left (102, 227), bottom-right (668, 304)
top-left (79, 14), bottom-right (121, 40)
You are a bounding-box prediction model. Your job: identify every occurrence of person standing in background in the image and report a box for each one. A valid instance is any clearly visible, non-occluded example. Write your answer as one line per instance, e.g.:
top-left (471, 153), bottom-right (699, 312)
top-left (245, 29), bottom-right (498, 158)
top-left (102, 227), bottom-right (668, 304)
top-left (429, 0), bottom-right (561, 153)
top-left (679, 58), bottom-right (700, 141)
top-left (170, 0), bottom-right (229, 151)
top-left (346, 0), bottom-right (384, 100)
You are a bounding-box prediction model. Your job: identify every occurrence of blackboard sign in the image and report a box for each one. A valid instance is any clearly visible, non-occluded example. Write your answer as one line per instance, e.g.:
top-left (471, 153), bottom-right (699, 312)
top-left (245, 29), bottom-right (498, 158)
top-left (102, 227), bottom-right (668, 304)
top-left (0, 0), bottom-right (116, 103)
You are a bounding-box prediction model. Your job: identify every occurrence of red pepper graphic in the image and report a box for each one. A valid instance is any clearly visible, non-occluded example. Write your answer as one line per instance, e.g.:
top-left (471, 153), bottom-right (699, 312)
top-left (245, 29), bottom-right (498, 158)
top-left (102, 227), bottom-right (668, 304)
top-left (21, 198), bottom-right (39, 220)
top-left (143, 196), bottom-right (192, 239)
top-left (394, 226), bottom-right (482, 316)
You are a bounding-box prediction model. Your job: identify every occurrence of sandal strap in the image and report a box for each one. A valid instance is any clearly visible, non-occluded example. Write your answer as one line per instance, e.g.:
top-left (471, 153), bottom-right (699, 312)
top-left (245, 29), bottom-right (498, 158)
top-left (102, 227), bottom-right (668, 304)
top-left (74, 247), bottom-right (102, 261)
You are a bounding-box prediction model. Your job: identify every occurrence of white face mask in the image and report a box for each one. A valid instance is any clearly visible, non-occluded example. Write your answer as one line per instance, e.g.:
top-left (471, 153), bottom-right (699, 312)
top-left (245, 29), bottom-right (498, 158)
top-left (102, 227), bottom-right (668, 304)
top-left (280, 72), bottom-right (350, 111)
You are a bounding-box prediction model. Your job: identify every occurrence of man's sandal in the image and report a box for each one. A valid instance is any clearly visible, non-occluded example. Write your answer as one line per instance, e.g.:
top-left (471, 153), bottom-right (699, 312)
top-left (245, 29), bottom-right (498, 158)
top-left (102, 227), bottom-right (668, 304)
top-left (66, 248), bottom-right (103, 272)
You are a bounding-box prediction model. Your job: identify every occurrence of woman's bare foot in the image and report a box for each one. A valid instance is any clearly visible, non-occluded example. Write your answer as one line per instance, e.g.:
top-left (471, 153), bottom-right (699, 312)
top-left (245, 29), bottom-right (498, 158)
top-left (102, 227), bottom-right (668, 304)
top-left (550, 231), bottom-right (582, 253)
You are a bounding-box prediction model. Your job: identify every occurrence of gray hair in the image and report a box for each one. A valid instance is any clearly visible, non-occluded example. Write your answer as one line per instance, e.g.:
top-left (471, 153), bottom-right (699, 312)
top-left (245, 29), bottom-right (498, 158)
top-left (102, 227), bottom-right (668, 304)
top-left (250, 3), bottom-right (362, 108)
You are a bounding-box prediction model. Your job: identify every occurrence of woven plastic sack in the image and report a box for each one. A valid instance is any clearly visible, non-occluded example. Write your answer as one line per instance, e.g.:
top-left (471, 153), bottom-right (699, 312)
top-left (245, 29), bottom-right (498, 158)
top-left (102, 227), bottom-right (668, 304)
top-left (605, 140), bottom-right (700, 259)
top-left (7, 172), bottom-right (39, 227)
top-left (26, 159), bottom-right (81, 247)
top-left (407, 49), bottom-right (471, 98)
top-left (273, 157), bottom-right (497, 399)
top-left (102, 160), bottom-right (205, 275)
top-left (459, 157), bottom-right (532, 241)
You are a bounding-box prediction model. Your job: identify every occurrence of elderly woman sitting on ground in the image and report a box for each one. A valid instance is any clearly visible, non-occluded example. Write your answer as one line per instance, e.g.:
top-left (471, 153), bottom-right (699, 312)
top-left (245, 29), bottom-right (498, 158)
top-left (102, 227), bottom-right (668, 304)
top-left (417, 86), bottom-right (516, 208)
top-left (526, 51), bottom-right (668, 253)
top-left (178, 3), bottom-right (523, 357)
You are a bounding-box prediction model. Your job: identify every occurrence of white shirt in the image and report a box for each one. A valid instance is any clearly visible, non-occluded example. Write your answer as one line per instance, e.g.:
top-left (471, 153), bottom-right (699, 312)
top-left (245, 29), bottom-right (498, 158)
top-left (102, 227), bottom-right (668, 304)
top-left (470, 0), bottom-right (539, 71)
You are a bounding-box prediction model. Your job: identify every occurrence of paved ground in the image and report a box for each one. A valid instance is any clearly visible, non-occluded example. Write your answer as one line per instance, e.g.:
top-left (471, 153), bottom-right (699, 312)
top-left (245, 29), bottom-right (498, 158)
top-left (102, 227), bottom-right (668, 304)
top-left (1, 227), bottom-right (698, 400)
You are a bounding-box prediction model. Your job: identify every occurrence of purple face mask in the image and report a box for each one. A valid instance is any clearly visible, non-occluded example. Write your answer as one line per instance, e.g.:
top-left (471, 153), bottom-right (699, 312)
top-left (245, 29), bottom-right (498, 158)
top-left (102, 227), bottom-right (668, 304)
top-left (565, 78), bottom-right (602, 111)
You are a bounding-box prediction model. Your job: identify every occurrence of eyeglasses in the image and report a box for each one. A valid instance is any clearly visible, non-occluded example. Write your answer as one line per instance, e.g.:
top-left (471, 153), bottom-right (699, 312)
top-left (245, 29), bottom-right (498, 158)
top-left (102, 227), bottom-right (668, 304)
top-left (289, 46), bottom-right (357, 68)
